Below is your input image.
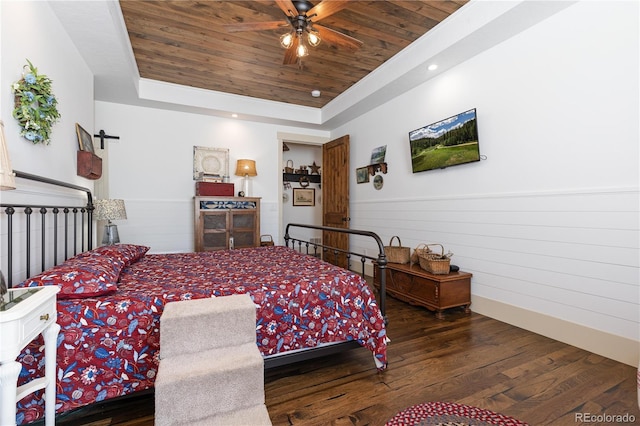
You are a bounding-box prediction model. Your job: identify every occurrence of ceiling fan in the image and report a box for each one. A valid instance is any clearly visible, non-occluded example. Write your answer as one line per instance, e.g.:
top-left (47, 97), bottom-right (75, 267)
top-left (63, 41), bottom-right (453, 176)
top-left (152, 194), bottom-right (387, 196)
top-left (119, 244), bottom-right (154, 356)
top-left (224, 0), bottom-right (363, 65)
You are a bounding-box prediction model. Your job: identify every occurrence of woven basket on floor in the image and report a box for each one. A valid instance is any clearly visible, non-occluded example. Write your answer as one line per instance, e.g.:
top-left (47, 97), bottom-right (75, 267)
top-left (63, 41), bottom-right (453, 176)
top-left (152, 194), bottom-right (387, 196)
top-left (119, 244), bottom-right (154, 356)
top-left (260, 235), bottom-right (274, 246)
top-left (418, 244), bottom-right (451, 274)
top-left (385, 236), bottom-right (411, 264)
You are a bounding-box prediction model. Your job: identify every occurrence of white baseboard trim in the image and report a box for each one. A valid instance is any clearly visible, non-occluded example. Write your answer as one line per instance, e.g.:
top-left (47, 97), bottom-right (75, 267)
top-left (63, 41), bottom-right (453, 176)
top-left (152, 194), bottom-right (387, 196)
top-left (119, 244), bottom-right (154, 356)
top-left (472, 295), bottom-right (639, 367)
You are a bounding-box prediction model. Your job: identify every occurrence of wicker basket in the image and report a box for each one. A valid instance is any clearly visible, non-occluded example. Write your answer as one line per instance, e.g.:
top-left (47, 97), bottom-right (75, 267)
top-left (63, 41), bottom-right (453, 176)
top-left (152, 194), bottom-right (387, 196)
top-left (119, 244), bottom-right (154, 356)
top-left (284, 160), bottom-right (294, 174)
top-left (418, 244), bottom-right (451, 274)
top-left (260, 234), bottom-right (274, 246)
top-left (385, 236), bottom-right (410, 264)
top-left (410, 243), bottom-right (431, 264)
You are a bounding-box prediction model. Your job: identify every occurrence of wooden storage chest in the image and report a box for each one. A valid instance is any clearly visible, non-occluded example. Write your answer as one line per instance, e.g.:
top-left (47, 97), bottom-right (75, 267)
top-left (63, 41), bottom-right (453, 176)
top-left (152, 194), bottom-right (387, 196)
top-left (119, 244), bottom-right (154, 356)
top-left (375, 262), bottom-right (471, 319)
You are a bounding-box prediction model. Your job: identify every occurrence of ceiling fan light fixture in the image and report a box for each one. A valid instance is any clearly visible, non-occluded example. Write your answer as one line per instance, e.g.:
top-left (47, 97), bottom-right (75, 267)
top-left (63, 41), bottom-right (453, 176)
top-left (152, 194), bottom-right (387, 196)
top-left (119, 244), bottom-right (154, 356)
top-left (307, 31), bottom-right (321, 47)
top-left (280, 32), bottom-right (294, 49)
top-left (296, 40), bottom-right (309, 58)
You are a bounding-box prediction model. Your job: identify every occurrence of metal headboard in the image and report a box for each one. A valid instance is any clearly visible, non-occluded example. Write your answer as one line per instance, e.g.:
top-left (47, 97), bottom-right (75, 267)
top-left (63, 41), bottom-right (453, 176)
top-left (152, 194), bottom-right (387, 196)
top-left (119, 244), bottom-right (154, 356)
top-left (0, 170), bottom-right (94, 287)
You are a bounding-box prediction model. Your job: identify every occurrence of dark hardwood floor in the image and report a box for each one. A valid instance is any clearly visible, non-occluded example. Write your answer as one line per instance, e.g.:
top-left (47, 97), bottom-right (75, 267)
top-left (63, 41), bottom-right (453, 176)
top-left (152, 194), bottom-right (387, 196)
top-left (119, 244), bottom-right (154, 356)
top-left (51, 295), bottom-right (639, 426)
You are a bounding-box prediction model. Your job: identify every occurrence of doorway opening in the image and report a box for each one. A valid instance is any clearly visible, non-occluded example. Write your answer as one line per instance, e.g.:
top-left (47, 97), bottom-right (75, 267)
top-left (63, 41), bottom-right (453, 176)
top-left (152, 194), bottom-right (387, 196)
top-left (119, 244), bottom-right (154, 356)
top-left (281, 141), bottom-right (323, 247)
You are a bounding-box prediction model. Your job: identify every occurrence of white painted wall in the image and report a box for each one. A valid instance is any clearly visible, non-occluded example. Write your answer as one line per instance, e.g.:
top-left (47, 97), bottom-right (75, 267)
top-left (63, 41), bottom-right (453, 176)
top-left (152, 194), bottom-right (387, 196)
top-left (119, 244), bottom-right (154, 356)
top-left (1, 1), bottom-right (94, 186)
top-left (95, 101), bottom-right (329, 253)
top-left (332, 1), bottom-right (639, 365)
top-left (1, 1), bottom-right (94, 281)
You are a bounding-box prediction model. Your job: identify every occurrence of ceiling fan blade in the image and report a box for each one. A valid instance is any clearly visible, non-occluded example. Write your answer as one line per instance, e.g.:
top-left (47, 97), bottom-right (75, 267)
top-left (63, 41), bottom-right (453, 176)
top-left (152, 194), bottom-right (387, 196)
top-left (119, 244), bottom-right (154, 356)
top-left (315, 24), bottom-right (363, 50)
top-left (224, 21), bottom-right (289, 32)
top-left (307, 0), bottom-right (350, 21)
top-left (275, 0), bottom-right (299, 17)
top-left (283, 36), bottom-right (300, 65)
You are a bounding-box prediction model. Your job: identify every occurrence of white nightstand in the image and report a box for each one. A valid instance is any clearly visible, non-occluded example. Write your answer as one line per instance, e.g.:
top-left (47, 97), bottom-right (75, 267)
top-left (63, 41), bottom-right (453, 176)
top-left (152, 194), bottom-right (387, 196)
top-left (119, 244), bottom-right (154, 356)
top-left (0, 286), bottom-right (60, 426)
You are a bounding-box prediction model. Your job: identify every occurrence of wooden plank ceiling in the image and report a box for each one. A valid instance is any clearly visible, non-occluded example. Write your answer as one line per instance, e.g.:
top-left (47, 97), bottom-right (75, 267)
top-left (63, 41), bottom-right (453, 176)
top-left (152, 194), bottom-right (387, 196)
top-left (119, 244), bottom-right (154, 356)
top-left (120, 1), bottom-right (467, 108)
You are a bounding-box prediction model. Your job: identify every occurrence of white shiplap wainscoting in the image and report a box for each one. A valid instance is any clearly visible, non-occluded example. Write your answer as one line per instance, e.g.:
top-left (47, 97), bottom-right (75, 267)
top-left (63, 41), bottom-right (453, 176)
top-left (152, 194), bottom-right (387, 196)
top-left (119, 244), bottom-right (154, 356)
top-left (118, 198), bottom-right (280, 255)
top-left (117, 199), bottom-right (195, 254)
top-left (350, 187), bottom-right (639, 367)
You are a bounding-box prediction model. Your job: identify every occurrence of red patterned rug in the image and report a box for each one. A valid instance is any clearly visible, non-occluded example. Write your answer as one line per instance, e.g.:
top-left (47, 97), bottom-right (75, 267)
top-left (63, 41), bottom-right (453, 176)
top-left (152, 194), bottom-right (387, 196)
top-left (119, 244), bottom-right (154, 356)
top-left (386, 402), bottom-right (529, 426)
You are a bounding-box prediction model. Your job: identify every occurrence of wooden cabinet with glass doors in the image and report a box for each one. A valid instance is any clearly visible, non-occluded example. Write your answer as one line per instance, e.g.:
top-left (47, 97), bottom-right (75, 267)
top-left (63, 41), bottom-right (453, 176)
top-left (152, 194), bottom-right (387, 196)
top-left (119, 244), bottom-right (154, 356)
top-left (194, 197), bottom-right (260, 251)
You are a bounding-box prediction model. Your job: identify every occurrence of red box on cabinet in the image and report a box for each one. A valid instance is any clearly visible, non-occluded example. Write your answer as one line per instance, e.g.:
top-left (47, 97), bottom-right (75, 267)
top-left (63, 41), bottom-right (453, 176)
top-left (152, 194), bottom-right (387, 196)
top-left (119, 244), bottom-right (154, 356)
top-left (196, 182), bottom-right (234, 196)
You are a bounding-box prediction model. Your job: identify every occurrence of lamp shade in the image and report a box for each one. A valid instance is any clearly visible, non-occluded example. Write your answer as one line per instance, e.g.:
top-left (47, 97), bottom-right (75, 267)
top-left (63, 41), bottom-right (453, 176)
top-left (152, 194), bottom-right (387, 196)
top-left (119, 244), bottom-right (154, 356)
top-left (235, 159), bottom-right (257, 177)
top-left (94, 199), bottom-right (127, 221)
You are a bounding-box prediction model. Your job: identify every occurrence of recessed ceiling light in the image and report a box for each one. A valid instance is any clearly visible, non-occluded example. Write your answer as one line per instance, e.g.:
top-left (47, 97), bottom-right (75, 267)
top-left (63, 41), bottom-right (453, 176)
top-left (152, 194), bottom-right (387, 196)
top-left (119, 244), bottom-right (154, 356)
top-left (231, 113), bottom-right (238, 118)
top-left (311, 90), bottom-right (321, 98)
top-left (428, 64), bottom-right (438, 71)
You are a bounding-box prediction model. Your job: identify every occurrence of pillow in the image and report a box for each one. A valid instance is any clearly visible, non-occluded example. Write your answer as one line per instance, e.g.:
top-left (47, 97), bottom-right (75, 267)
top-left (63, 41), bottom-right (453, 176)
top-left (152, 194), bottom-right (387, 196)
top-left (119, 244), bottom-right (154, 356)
top-left (18, 253), bottom-right (125, 299)
top-left (80, 244), bottom-right (150, 267)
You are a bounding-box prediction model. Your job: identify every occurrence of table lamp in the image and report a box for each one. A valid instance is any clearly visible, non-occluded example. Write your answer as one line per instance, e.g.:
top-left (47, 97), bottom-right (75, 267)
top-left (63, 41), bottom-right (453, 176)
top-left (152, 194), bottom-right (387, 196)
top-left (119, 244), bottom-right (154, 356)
top-left (235, 159), bottom-right (257, 196)
top-left (94, 199), bottom-right (127, 245)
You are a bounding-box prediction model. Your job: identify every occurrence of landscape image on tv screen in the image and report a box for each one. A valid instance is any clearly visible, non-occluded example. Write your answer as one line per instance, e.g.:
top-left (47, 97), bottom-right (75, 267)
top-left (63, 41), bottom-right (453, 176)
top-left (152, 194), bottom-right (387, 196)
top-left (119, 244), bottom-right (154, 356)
top-left (409, 108), bottom-right (480, 173)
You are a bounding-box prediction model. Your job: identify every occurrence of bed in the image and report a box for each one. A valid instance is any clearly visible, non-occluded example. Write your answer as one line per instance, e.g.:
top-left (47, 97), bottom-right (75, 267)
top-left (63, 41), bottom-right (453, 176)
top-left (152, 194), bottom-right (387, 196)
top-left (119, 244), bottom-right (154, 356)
top-left (1, 171), bottom-right (389, 425)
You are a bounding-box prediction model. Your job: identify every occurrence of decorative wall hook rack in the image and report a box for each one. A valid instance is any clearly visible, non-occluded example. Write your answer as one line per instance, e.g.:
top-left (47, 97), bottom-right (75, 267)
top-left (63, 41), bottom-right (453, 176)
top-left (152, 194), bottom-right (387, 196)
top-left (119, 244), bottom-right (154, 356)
top-left (94, 130), bottom-right (120, 149)
top-left (368, 162), bottom-right (387, 176)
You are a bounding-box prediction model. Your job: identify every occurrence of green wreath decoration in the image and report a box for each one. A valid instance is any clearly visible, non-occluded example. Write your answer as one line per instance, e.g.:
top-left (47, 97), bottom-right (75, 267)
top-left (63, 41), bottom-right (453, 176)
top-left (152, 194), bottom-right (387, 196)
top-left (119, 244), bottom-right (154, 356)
top-left (11, 60), bottom-right (60, 145)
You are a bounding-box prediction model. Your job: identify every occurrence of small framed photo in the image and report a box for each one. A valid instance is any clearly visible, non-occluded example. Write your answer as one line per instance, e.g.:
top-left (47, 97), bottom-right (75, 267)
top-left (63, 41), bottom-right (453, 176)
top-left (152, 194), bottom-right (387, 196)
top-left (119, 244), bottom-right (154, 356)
top-left (293, 188), bottom-right (315, 206)
top-left (356, 167), bottom-right (370, 184)
top-left (370, 145), bottom-right (387, 164)
top-left (75, 123), bottom-right (95, 153)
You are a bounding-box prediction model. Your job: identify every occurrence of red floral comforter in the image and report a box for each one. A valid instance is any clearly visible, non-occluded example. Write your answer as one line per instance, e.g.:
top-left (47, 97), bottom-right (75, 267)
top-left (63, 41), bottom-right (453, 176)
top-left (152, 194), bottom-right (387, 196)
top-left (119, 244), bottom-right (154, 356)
top-left (16, 246), bottom-right (387, 424)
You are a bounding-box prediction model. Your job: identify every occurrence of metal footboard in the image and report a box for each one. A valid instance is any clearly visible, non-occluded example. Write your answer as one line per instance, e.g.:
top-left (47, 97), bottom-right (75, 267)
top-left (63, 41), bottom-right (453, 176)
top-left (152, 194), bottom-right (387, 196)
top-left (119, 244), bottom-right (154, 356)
top-left (284, 222), bottom-right (387, 321)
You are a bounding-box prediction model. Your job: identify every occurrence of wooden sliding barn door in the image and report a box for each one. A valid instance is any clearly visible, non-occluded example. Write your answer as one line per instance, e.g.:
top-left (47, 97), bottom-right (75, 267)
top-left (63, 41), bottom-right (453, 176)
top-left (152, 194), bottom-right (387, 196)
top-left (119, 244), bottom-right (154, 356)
top-left (322, 135), bottom-right (350, 269)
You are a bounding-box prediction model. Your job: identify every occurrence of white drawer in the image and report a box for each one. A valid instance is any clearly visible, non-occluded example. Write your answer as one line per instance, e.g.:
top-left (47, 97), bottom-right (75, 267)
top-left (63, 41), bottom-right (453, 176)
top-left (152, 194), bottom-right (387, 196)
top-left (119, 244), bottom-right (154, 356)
top-left (0, 286), bottom-right (59, 361)
top-left (20, 296), bottom-right (57, 345)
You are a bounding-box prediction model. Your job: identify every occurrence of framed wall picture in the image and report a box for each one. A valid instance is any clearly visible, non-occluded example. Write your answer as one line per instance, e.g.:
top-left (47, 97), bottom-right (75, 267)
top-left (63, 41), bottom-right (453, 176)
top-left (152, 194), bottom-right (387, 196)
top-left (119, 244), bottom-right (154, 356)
top-left (293, 188), bottom-right (315, 206)
top-left (193, 146), bottom-right (229, 180)
top-left (75, 123), bottom-right (95, 153)
top-left (356, 167), bottom-right (370, 184)
top-left (370, 145), bottom-right (387, 164)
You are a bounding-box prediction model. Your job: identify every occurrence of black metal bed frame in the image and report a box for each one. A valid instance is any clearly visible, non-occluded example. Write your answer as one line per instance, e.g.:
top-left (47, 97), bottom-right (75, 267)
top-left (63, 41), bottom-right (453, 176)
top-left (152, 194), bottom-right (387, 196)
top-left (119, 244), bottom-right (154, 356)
top-left (0, 170), bottom-right (94, 288)
top-left (0, 172), bottom-right (391, 423)
top-left (1, 171), bottom-right (388, 375)
top-left (264, 222), bottom-right (388, 369)
top-left (284, 222), bottom-right (387, 317)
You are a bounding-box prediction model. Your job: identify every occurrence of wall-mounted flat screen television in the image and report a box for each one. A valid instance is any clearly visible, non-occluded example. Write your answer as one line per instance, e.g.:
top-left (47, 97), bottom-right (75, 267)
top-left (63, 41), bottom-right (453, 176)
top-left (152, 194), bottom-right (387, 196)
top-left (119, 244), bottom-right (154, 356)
top-left (409, 108), bottom-right (480, 173)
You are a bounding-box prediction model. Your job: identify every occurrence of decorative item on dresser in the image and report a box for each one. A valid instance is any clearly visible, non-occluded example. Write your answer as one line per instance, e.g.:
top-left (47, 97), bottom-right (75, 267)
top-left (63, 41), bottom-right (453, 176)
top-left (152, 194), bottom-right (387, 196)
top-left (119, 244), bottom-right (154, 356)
top-left (235, 159), bottom-right (257, 197)
top-left (195, 181), bottom-right (234, 196)
top-left (374, 262), bottom-right (471, 319)
top-left (193, 146), bottom-right (229, 181)
top-left (194, 196), bottom-right (261, 251)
